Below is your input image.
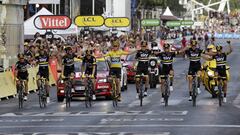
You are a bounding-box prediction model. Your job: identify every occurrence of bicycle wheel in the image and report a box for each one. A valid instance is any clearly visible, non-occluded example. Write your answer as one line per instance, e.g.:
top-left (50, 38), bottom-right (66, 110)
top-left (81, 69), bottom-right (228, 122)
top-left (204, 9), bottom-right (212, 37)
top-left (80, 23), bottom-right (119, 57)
top-left (85, 83), bottom-right (92, 108)
top-left (192, 79), bottom-right (197, 107)
top-left (39, 83), bottom-right (47, 108)
top-left (18, 84), bottom-right (23, 109)
top-left (112, 80), bottom-right (117, 107)
top-left (139, 78), bottom-right (144, 107)
top-left (65, 82), bottom-right (71, 108)
top-left (164, 80), bottom-right (169, 107)
top-left (218, 82), bottom-right (223, 107)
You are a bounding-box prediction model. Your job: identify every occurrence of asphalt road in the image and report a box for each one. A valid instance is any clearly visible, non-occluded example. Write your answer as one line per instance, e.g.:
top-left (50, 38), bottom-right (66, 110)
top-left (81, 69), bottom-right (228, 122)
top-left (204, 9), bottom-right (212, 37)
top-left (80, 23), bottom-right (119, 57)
top-left (0, 40), bottom-right (240, 135)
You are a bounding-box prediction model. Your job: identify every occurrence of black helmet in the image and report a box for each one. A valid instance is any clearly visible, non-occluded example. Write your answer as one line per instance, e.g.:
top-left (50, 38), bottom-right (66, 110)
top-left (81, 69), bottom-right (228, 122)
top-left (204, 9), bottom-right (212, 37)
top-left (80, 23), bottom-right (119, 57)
top-left (141, 41), bottom-right (148, 46)
top-left (191, 40), bottom-right (197, 46)
top-left (163, 43), bottom-right (170, 49)
top-left (18, 53), bottom-right (24, 59)
top-left (65, 46), bottom-right (72, 52)
top-left (216, 46), bottom-right (222, 51)
top-left (151, 42), bottom-right (158, 47)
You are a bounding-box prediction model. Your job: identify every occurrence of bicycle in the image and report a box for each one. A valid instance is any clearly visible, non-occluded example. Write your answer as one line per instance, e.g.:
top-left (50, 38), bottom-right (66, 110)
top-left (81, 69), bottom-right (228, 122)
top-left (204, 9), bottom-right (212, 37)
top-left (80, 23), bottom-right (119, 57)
top-left (84, 75), bottom-right (94, 108)
top-left (64, 76), bottom-right (73, 108)
top-left (192, 75), bottom-right (197, 107)
top-left (161, 75), bottom-right (171, 106)
top-left (136, 74), bottom-right (145, 107)
top-left (16, 79), bottom-right (25, 109)
top-left (38, 77), bottom-right (47, 108)
top-left (110, 75), bottom-right (118, 107)
top-left (218, 77), bottom-right (224, 107)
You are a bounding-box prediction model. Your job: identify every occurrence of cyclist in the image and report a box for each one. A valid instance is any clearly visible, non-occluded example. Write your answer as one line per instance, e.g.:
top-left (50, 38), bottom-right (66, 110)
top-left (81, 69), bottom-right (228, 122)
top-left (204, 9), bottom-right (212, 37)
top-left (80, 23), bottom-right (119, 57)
top-left (104, 40), bottom-right (136, 101)
top-left (135, 41), bottom-right (152, 98)
top-left (213, 41), bottom-right (232, 103)
top-left (35, 46), bottom-right (50, 103)
top-left (184, 40), bottom-right (204, 101)
top-left (82, 49), bottom-right (97, 100)
top-left (62, 46), bottom-right (78, 78)
top-left (157, 43), bottom-right (177, 103)
top-left (15, 53), bottom-right (30, 101)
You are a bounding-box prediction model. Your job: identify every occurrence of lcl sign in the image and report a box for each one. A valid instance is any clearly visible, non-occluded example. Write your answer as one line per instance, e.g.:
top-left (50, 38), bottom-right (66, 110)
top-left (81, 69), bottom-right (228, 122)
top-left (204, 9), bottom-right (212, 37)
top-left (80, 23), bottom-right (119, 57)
top-left (34, 15), bottom-right (71, 29)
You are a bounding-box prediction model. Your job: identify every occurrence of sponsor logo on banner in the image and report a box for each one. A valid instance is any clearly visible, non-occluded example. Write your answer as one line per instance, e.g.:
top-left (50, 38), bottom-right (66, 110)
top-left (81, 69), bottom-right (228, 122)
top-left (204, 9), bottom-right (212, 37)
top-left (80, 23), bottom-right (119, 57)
top-left (105, 17), bottom-right (130, 27)
top-left (34, 15), bottom-right (71, 29)
top-left (74, 16), bottom-right (104, 27)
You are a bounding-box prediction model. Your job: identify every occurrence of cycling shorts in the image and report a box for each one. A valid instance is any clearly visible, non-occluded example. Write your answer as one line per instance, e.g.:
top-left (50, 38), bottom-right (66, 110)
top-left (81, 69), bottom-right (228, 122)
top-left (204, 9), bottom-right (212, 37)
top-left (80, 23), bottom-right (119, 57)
top-left (109, 68), bottom-right (121, 78)
top-left (64, 66), bottom-right (74, 77)
top-left (17, 72), bottom-right (29, 81)
top-left (85, 68), bottom-right (97, 79)
top-left (37, 67), bottom-right (49, 81)
top-left (160, 64), bottom-right (173, 78)
top-left (216, 66), bottom-right (227, 80)
top-left (136, 66), bottom-right (149, 76)
top-left (188, 64), bottom-right (201, 75)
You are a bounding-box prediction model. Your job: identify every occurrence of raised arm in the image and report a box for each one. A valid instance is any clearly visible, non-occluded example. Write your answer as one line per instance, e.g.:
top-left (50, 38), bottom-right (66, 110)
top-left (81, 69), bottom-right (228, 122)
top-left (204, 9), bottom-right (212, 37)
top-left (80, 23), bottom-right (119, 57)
top-left (225, 41), bottom-right (233, 55)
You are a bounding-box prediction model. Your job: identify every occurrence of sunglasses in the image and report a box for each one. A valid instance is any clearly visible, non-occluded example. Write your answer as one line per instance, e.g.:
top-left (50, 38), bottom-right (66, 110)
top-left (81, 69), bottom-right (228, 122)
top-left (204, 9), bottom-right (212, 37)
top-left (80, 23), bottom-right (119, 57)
top-left (113, 46), bottom-right (118, 47)
top-left (141, 45), bottom-right (147, 47)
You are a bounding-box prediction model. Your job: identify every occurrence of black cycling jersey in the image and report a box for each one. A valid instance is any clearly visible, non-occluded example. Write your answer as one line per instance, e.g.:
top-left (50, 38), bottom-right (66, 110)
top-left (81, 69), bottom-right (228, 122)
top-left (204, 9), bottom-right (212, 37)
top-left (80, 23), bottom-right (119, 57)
top-left (185, 48), bottom-right (203, 66)
top-left (62, 54), bottom-right (77, 67)
top-left (135, 49), bottom-right (151, 67)
top-left (82, 55), bottom-right (96, 71)
top-left (35, 54), bottom-right (49, 67)
top-left (157, 52), bottom-right (176, 65)
top-left (15, 60), bottom-right (30, 73)
top-left (214, 53), bottom-right (227, 68)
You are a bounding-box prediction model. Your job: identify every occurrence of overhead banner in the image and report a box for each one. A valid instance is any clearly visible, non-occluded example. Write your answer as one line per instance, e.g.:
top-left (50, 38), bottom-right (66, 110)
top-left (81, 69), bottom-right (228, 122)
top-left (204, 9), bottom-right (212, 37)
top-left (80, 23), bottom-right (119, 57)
top-left (166, 21), bottom-right (181, 27)
top-left (141, 19), bottom-right (160, 27)
top-left (105, 17), bottom-right (130, 27)
top-left (34, 15), bottom-right (71, 29)
top-left (181, 20), bottom-right (194, 26)
top-left (74, 16), bottom-right (104, 27)
top-left (166, 20), bottom-right (194, 27)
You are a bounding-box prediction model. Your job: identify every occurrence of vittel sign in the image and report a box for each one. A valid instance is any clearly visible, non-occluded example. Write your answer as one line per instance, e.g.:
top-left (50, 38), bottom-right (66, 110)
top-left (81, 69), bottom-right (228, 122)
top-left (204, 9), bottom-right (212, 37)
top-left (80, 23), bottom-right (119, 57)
top-left (34, 15), bottom-right (71, 29)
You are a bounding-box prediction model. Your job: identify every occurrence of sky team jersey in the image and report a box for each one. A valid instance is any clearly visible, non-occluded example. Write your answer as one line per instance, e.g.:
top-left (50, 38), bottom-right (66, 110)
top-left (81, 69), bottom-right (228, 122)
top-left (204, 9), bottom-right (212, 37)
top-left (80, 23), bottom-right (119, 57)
top-left (214, 53), bottom-right (227, 67)
top-left (157, 52), bottom-right (176, 65)
top-left (35, 54), bottom-right (49, 67)
top-left (105, 50), bottom-right (129, 68)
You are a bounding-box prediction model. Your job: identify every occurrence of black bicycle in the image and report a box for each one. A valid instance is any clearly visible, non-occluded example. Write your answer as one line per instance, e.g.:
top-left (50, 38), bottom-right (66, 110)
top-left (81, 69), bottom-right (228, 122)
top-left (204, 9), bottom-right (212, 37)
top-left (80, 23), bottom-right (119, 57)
top-left (110, 75), bottom-right (118, 107)
top-left (192, 75), bottom-right (197, 107)
top-left (84, 76), bottom-right (94, 108)
top-left (162, 75), bottom-right (170, 106)
top-left (16, 79), bottom-right (25, 109)
top-left (137, 74), bottom-right (145, 107)
top-left (218, 77), bottom-right (224, 107)
top-left (64, 77), bottom-right (73, 108)
top-left (38, 77), bottom-right (47, 108)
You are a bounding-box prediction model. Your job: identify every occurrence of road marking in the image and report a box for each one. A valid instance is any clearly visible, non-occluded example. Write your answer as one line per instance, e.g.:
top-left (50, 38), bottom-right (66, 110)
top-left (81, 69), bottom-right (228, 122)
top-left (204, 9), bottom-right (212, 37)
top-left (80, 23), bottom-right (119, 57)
top-left (3, 132), bottom-right (170, 135)
top-left (0, 118), bottom-right (64, 123)
top-left (233, 93), bottom-right (240, 109)
top-left (197, 99), bottom-right (215, 105)
top-left (0, 111), bottom-right (188, 117)
top-left (0, 124), bottom-right (240, 128)
top-left (100, 118), bottom-right (184, 124)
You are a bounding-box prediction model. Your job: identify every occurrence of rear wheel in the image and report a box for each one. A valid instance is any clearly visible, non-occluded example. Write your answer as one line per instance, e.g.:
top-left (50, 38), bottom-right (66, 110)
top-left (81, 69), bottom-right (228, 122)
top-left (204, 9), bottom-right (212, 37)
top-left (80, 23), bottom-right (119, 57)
top-left (218, 83), bottom-right (223, 107)
top-left (57, 96), bottom-right (64, 102)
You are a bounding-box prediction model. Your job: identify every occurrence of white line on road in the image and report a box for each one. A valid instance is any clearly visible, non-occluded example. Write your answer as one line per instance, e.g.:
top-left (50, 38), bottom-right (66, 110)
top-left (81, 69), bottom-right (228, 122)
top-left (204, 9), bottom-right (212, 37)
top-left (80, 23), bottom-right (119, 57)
top-left (233, 93), bottom-right (240, 109)
top-left (3, 132), bottom-right (171, 135)
top-left (0, 124), bottom-right (240, 128)
top-left (99, 118), bottom-right (184, 124)
top-left (0, 111), bottom-right (188, 117)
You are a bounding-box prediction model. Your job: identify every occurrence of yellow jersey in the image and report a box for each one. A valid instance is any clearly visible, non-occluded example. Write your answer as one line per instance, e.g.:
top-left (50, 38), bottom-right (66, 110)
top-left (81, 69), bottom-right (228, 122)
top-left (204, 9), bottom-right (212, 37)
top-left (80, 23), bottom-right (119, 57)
top-left (105, 50), bottom-right (129, 68)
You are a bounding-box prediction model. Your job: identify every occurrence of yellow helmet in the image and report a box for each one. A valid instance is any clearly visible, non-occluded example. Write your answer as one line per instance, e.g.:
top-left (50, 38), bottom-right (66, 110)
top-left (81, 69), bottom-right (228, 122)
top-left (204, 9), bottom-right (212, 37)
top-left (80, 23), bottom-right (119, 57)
top-left (207, 44), bottom-right (215, 49)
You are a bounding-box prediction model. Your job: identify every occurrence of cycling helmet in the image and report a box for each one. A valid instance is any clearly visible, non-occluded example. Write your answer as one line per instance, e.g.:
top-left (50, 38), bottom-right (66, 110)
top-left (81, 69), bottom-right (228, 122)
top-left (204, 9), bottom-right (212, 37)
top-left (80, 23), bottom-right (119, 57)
top-left (85, 49), bottom-right (93, 55)
top-left (141, 41), bottom-right (148, 46)
top-left (151, 42), bottom-right (158, 47)
top-left (216, 46), bottom-right (222, 51)
top-left (18, 53), bottom-right (24, 59)
top-left (191, 40), bottom-right (197, 46)
top-left (64, 46), bottom-right (72, 52)
top-left (163, 43), bottom-right (170, 49)
top-left (207, 44), bottom-right (215, 49)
